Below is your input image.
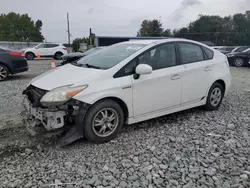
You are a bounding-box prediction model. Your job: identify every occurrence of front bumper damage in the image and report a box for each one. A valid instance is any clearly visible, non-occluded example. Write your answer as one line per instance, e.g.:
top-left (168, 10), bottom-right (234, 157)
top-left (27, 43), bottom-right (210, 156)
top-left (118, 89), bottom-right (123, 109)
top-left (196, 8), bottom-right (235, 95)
top-left (22, 85), bottom-right (90, 146)
top-left (23, 97), bottom-right (66, 131)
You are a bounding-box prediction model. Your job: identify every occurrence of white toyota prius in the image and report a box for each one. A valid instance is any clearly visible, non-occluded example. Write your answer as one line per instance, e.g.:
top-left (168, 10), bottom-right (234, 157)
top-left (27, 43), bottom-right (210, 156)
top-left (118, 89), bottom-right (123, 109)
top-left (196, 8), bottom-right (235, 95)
top-left (23, 38), bottom-right (231, 144)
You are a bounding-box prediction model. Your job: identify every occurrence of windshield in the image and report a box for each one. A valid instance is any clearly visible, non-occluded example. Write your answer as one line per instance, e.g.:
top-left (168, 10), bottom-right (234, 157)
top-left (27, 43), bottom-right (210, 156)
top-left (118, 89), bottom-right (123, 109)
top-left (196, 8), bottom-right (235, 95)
top-left (233, 47), bottom-right (249, 52)
top-left (243, 48), bottom-right (250, 53)
top-left (83, 47), bottom-right (103, 56)
top-left (77, 43), bottom-right (146, 69)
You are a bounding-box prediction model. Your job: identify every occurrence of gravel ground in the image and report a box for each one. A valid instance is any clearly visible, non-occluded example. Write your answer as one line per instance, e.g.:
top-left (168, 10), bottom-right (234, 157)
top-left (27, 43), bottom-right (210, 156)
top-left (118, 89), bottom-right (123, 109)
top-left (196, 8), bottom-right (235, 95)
top-left (0, 60), bottom-right (57, 118)
top-left (0, 67), bottom-right (250, 188)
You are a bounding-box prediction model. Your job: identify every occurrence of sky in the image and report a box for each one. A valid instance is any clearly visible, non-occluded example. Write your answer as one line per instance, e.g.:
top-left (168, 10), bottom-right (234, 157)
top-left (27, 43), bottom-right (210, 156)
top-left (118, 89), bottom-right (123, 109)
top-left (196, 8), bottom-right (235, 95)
top-left (1, 0), bottom-right (250, 43)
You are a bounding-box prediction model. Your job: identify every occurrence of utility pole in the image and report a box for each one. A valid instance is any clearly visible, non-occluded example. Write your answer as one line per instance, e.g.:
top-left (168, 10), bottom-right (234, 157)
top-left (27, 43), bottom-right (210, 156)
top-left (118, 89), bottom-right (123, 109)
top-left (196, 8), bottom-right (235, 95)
top-left (89, 28), bottom-right (92, 46)
top-left (215, 25), bottom-right (219, 45)
top-left (67, 12), bottom-right (70, 45)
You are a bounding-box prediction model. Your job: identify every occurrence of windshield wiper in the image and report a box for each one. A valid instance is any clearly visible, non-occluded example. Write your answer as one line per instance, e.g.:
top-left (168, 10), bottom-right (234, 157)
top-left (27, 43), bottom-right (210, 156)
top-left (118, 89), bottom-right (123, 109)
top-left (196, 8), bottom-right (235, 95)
top-left (84, 63), bottom-right (101, 69)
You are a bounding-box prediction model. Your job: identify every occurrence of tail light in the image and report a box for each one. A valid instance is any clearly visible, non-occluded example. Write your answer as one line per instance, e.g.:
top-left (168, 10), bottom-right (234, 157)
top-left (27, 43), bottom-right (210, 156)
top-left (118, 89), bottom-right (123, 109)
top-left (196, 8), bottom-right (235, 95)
top-left (63, 48), bottom-right (67, 50)
top-left (9, 52), bottom-right (24, 57)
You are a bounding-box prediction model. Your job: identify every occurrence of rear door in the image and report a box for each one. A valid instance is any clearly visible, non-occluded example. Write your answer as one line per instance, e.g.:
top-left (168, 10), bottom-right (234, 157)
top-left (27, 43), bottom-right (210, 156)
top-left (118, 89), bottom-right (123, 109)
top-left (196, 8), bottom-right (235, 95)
top-left (44, 44), bottom-right (59, 56)
top-left (177, 42), bottom-right (215, 106)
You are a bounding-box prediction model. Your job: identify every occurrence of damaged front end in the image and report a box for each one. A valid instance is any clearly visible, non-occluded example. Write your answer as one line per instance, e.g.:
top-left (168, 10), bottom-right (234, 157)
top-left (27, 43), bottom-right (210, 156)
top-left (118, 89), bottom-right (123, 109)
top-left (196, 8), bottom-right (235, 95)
top-left (22, 85), bottom-right (90, 146)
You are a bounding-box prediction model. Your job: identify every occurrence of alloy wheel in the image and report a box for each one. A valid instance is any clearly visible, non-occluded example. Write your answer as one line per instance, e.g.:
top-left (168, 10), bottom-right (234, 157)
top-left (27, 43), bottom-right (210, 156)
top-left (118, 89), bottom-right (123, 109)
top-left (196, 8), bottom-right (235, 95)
top-left (210, 87), bottom-right (222, 107)
top-left (92, 108), bottom-right (119, 137)
top-left (234, 58), bottom-right (244, 67)
top-left (0, 65), bottom-right (8, 81)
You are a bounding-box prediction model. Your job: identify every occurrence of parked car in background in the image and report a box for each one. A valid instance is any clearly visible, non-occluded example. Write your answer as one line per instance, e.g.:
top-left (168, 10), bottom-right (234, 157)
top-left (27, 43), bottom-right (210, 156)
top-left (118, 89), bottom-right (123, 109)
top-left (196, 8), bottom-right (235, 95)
top-left (226, 48), bottom-right (250, 67)
top-left (0, 46), bottom-right (28, 81)
top-left (23, 43), bottom-right (68, 60)
top-left (23, 39), bottom-right (231, 144)
top-left (60, 47), bottom-right (105, 66)
top-left (231, 46), bottom-right (250, 53)
top-left (213, 46), bottom-right (237, 54)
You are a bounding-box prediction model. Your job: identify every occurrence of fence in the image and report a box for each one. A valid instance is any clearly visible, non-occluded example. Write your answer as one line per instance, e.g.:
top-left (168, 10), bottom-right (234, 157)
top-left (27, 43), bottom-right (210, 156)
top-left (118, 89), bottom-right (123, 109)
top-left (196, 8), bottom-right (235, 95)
top-left (0, 41), bottom-right (41, 51)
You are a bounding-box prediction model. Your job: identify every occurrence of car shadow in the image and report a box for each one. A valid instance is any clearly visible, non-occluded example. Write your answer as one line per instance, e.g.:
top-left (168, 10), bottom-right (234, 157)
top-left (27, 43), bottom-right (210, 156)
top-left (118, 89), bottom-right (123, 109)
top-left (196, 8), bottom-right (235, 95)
top-left (8, 74), bottom-right (38, 81)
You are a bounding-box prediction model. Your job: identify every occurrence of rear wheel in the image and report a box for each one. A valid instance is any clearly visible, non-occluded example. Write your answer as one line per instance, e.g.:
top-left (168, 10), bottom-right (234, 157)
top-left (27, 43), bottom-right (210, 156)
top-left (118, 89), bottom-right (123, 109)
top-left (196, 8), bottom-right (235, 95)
top-left (25, 52), bottom-right (35, 60)
top-left (54, 52), bottom-right (63, 60)
top-left (205, 82), bottom-right (224, 111)
top-left (233, 58), bottom-right (244, 67)
top-left (83, 100), bottom-right (124, 144)
top-left (0, 64), bottom-right (9, 81)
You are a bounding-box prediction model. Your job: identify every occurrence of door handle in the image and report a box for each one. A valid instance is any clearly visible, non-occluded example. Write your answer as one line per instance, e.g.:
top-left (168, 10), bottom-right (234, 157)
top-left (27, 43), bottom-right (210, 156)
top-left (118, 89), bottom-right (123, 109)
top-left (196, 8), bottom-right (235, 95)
top-left (171, 74), bottom-right (181, 80)
top-left (204, 66), bottom-right (212, 71)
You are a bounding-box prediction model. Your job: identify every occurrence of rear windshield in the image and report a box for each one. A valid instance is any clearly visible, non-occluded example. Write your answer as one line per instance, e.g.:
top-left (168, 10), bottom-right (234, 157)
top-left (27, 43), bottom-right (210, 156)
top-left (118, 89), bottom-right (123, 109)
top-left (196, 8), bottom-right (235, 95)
top-left (0, 46), bottom-right (12, 51)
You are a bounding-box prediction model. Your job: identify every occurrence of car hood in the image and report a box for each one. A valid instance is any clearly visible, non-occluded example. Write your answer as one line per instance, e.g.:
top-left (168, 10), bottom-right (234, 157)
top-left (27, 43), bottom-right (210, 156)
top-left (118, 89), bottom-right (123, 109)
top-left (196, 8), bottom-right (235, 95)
top-left (29, 64), bottom-right (103, 90)
top-left (24, 47), bottom-right (34, 52)
top-left (228, 51), bottom-right (248, 55)
top-left (61, 52), bottom-right (85, 59)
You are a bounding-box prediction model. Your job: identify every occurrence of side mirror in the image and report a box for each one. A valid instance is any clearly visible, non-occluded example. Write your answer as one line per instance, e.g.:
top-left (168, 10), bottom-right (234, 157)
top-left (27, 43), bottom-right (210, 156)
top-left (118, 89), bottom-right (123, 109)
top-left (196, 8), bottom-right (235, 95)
top-left (135, 64), bottom-right (152, 75)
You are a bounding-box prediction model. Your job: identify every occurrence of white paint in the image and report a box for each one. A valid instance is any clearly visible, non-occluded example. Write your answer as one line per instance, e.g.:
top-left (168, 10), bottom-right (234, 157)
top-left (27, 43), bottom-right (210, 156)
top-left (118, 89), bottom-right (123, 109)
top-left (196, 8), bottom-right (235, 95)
top-left (28, 38), bottom-right (231, 126)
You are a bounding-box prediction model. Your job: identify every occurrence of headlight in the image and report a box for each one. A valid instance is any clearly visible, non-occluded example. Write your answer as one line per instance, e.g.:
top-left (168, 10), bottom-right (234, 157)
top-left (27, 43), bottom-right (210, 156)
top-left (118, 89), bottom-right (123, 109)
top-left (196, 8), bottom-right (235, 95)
top-left (40, 85), bottom-right (88, 106)
top-left (226, 54), bottom-right (234, 57)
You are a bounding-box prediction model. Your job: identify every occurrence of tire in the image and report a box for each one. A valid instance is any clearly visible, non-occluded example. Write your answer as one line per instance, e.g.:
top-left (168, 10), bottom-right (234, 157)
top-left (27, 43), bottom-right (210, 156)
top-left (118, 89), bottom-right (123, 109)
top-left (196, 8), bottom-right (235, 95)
top-left (54, 52), bottom-right (63, 60)
top-left (83, 99), bottom-right (124, 144)
top-left (25, 52), bottom-right (35, 60)
top-left (205, 82), bottom-right (224, 111)
top-left (233, 58), bottom-right (244, 67)
top-left (0, 64), bottom-right (9, 81)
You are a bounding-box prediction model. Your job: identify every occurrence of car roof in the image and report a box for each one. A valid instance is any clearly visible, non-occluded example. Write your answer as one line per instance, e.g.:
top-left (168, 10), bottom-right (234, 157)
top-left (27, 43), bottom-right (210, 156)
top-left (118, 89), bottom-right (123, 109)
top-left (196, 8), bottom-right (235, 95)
top-left (120, 38), bottom-right (209, 46)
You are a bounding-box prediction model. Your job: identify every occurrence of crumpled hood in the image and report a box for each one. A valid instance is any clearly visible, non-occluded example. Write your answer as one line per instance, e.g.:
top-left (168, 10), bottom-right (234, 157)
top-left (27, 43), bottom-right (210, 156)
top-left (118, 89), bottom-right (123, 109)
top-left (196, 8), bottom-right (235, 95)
top-left (30, 64), bottom-right (103, 90)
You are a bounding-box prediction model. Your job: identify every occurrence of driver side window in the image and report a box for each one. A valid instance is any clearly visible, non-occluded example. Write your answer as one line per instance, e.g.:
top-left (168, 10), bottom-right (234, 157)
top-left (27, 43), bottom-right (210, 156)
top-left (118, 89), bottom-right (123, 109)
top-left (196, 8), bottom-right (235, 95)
top-left (138, 43), bottom-right (177, 70)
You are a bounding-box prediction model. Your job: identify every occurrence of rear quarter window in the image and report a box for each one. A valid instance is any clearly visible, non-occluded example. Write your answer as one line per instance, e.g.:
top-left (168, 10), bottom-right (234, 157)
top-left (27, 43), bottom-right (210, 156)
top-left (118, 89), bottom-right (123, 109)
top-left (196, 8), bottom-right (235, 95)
top-left (202, 46), bottom-right (214, 60)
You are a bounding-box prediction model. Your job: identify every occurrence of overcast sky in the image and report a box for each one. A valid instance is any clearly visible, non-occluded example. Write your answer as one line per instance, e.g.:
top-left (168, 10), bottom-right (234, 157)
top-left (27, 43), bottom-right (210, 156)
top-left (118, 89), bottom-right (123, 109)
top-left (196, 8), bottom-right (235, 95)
top-left (1, 0), bottom-right (250, 43)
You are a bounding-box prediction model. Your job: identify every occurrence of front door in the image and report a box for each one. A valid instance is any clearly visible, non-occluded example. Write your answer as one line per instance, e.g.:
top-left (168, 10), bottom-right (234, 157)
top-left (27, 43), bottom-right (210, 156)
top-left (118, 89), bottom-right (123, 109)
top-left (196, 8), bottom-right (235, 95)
top-left (34, 43), bottom-right (47, 56)
top-left (132, 42), bottom-right (183, 117)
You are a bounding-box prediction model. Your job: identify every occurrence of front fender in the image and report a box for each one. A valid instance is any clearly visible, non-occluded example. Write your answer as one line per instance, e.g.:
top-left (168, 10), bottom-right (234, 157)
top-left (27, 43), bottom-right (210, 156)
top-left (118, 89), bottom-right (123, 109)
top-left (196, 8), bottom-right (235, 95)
top-left (73, 87), bottom-right (133, 117)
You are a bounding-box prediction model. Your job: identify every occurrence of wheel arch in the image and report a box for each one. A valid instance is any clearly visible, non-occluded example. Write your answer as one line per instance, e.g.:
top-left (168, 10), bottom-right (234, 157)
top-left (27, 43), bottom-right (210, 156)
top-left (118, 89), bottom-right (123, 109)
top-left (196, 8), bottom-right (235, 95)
top-left (91, 96), bottom-right (129, 120)
top-left (24, 51), bottom-right (36, 58)
top-left (25, 51), bottom-right (36, 57)
top-left (0, 61), bottom-right (11, 73)
top-left (214, 79), bottom-right (226, 94)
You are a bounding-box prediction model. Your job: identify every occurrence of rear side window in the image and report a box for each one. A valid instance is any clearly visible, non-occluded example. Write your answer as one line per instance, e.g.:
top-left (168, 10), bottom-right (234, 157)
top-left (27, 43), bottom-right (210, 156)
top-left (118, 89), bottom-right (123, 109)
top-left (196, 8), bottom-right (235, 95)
top-left (178, 42), bottom-right (204, 64)
top-left (202, 46), bottom-right (214, 60)
top-left (45, 44), bottom-right (59, 48)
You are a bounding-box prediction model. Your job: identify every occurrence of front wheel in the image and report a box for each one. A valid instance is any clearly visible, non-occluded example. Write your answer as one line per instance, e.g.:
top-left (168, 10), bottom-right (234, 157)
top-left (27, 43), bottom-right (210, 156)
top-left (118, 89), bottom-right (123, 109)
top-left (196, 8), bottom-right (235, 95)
top-left (233, 58), bottom-right (244, 67)
top-left (25, 52), bottom-right (35, 60)
top-left (205, 82), bottom-right (224, 111)
top-left (54, 52), bottom-right (63, 60)
top-left (83, 100), bottom-right (124, 144)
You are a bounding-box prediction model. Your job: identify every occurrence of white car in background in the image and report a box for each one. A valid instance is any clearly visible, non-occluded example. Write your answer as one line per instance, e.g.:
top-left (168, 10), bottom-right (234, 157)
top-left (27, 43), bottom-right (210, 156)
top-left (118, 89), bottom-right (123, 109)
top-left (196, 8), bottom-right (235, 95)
top-left (23, 43), bottom-right (68, 60)
top-left (23, 39), bottom-right (231, 144)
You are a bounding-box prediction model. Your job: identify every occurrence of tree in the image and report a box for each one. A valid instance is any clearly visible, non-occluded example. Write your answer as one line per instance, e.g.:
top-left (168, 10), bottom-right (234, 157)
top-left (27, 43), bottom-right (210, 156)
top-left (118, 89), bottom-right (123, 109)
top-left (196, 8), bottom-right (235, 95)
top-left (162, 29), bottom-right (172, 37)
top-left (0, 12), bottom-right (44, 42)
top-left (171, 10), bottom-right (250, 45)
top-left (72, 33), bottom-right (96, 52)
top-left (137, 19), bottom-right (163, 37)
